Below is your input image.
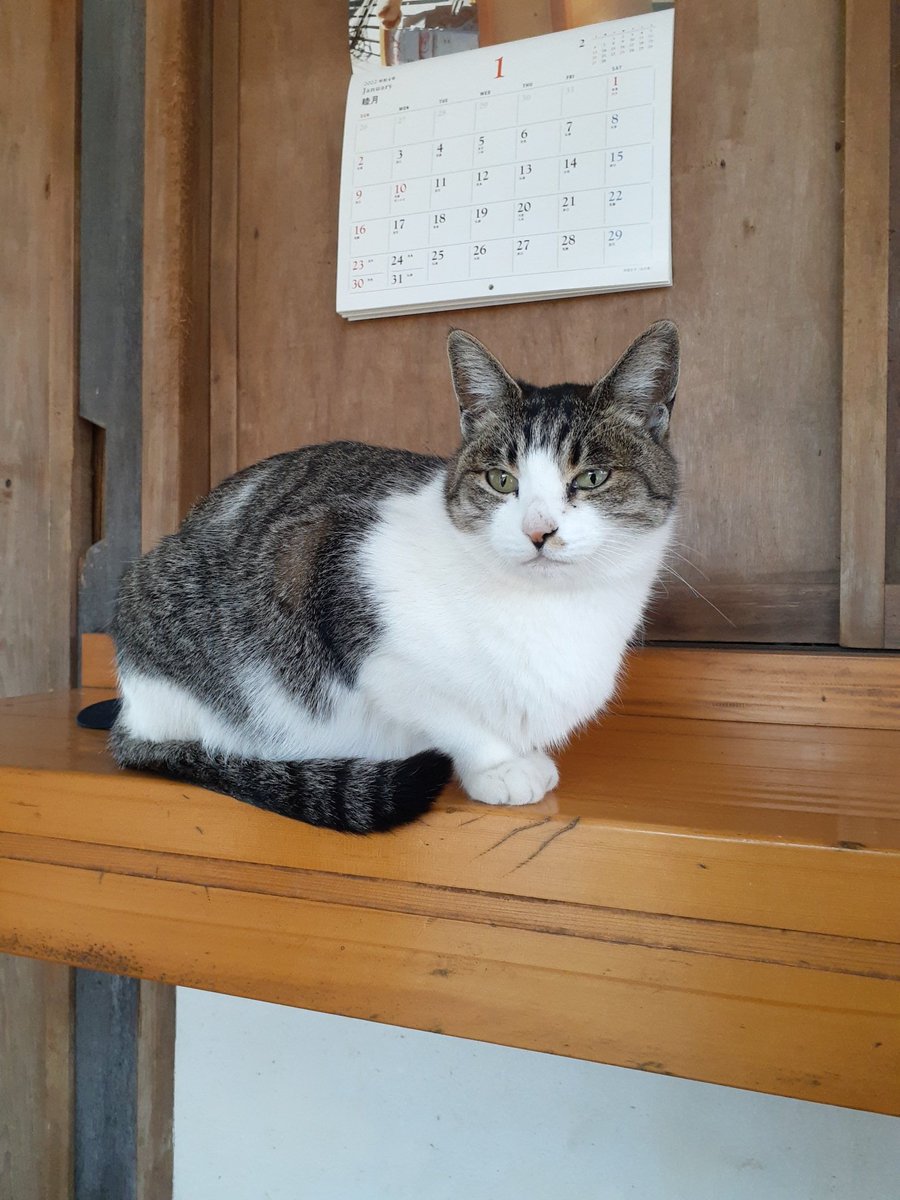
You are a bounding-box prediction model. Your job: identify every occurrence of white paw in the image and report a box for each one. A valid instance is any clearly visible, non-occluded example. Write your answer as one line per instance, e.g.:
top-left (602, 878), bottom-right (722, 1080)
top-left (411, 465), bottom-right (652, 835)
top-left (461, 752), bottom-right (559, 807)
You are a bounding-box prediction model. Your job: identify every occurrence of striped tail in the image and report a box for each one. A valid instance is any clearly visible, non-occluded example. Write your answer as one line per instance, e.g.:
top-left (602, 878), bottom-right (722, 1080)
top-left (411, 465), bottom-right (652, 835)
top-left (109, 725), bottom-right (452, 833)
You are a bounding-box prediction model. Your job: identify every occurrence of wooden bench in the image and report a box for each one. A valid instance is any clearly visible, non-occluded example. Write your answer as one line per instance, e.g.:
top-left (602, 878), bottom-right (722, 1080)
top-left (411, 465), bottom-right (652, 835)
top-left (1, 637), bottom-right (898, 1115)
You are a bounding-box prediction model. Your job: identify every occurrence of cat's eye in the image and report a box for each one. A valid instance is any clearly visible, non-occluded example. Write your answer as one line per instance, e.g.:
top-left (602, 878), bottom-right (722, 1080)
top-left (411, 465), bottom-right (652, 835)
top-left (572, 468), bottom-right (610, 491)
top-left (486, 468), bottom-right (518, 494)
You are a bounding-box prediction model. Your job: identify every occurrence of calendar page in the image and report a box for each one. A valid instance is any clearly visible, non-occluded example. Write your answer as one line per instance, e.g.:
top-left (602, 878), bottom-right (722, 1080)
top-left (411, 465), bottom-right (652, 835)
top-left (336, 10), bottom-right (673, 320)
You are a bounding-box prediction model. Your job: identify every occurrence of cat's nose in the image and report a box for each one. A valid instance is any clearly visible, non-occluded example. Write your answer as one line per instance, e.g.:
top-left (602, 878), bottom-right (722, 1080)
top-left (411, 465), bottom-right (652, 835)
top-left (528, 527), bottom-right (558, 548)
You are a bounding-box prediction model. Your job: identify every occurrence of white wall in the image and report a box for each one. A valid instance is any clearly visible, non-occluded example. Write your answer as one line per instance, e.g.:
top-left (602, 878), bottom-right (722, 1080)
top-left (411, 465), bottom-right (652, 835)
top-left (174, 988), bottom-right (900, 1200)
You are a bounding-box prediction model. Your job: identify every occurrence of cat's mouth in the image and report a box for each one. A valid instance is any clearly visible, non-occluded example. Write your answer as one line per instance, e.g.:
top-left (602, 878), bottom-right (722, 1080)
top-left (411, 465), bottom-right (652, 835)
top-left (523, 551), bottom-right (576, 569)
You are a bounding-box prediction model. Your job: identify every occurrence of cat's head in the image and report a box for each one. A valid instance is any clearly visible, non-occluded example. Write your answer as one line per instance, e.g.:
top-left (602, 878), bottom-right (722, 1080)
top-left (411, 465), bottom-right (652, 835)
top-left (444, 322), bottom-right (680, 579)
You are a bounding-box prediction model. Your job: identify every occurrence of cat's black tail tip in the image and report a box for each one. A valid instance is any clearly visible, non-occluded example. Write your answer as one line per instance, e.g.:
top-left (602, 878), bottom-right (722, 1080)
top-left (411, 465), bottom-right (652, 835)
top-left (76, 698), bottom-right (122, 731)
top-left (371, 750), bottom-right (454, 832)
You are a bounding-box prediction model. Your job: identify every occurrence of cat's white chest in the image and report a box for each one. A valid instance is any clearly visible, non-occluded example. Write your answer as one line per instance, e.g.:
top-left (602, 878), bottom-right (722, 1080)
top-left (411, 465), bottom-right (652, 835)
top-left (454, 584), bottom-right (630, 747)
top-left (359, 477), bottom-right (659, 754)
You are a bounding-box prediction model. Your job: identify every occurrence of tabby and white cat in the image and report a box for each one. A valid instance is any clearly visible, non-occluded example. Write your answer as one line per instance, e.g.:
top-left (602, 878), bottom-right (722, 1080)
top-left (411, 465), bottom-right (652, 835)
top-left (112, 321), bottom-right (680, 832)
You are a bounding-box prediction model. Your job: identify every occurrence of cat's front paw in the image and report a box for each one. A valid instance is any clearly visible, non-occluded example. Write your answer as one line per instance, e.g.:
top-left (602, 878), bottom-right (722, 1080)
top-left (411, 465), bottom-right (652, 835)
top-left (461, 751), bottom-right (559, 807)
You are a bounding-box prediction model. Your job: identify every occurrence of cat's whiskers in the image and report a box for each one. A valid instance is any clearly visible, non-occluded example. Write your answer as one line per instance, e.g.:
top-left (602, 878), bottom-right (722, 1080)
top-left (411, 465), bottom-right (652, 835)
top-left (665, 546), bottom-right (710, 581)
top-left (661, 564), bottom-right (736, 628)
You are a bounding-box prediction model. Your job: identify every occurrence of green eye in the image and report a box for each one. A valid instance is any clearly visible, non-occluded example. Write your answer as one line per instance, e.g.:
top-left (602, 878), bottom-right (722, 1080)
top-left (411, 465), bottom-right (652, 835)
top-left (572, 468), bottom-right (610, 491)
top-left (486, 468), bottom-right (518, 494)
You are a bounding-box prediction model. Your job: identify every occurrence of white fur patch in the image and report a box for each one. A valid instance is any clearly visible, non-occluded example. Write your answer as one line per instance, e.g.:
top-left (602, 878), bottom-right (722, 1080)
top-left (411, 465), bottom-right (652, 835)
top-left (120, 465), bottom-right (671, 809)
top-left (357, 472), bottom-right (673, 791)
top-left (211, 475), bottom-right (261, 527)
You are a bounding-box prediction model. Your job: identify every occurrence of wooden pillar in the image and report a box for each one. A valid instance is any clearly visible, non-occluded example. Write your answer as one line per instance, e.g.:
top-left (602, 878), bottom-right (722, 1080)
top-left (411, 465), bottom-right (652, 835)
top-left (840, 0), bottom-right (892, 646)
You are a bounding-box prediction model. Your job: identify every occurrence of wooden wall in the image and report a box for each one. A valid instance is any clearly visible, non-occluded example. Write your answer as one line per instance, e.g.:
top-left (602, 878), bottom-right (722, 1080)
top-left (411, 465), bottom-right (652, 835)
top-left (0, 2), bottom-right (80, 1197)
top-left (0, 0), bottom-right (86, 697)
top-left (208, 0), bottom-right (847, 644)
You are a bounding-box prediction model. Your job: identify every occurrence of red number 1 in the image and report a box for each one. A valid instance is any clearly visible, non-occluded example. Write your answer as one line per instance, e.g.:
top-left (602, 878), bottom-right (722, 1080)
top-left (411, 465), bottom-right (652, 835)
top-left (494, 55), bottom-right (504, 78)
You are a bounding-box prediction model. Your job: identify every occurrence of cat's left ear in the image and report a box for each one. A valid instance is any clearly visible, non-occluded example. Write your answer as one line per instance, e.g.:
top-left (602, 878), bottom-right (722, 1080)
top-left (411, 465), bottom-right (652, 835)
top-left (447, 330), bottom-right (521, 438)
top-left (591, 320), bottom-right (680, 443)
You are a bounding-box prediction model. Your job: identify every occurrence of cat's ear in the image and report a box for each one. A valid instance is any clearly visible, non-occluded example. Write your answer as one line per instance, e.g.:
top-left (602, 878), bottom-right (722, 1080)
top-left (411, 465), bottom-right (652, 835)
top-left (447, 330), bottom-right (520, 437)
top-left (592, 320), bottom-right (680, 443)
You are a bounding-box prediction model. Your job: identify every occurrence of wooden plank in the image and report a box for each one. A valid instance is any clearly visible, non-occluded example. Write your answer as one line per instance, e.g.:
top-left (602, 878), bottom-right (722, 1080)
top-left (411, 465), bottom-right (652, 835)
top-left (614, 647), bottom-right (900, 730)
top-left (1, 687), bottom-right (899, 940)
top-left (0, 1), bottom-right (79, 1193)
top-left (1, 855), bottom-right (897, 1116)
top-left (4, 830), bottom-right (900, 982)
top-left (2, 722), bottom-right (899, 943)
top-left (840, 0), bottom-right (891, 646)
top-left (81, 633), bottom-right (117, 689)
top-left (0, 0), bottom-right (84, 697)
top-left (643, 581), bottom-right (838, 645)
top-left (135, 982), bottom-right (175, 1200)
top-left (886, 583), bottom-right (900, 649)
top-left (886, 0), bottom-right (900, 622)
top-left (47, 0), bottom-right (90, 694)
top-left (227, 0), bottom-right (844, 644)
top-left (0, 956), bottom-right (73, 1200)
top-left (209, 0), bottom-right (240, 487)
top-left (81, 631), bottom-right (900, 729)
top-left (1, 681), bottom-right (898, 1112)
top-left (142, 0), bottom-right (212, 549)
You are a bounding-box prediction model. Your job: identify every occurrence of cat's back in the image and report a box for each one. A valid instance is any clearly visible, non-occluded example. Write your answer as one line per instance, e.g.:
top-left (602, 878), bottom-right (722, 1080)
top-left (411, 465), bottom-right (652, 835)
top-left (186, 441), bottom-right (445, 537)
top-left (113, 440), bottom-right (446, 682)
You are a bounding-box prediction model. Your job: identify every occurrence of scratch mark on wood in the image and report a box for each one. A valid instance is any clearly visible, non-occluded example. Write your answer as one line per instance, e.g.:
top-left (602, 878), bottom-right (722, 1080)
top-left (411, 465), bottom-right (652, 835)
top-left (509, 818), bottom-right (580, 872)
top-left (477, 816), bottom-right (551, 857)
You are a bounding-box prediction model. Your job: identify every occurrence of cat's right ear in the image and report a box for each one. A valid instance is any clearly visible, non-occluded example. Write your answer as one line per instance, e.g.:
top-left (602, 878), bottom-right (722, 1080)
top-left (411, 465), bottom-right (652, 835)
top-left (447, 330), bottom-right (520, 438)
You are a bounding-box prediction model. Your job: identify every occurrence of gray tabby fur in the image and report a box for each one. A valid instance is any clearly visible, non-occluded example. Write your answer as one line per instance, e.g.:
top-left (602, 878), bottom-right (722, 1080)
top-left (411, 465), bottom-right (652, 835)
top-left (111, 322), bottom-right (680, 832)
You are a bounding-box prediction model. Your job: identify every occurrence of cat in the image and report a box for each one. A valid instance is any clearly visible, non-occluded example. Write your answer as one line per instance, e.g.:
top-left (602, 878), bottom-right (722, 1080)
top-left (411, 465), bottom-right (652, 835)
top-left (111, 321), bottom-right (680, 832)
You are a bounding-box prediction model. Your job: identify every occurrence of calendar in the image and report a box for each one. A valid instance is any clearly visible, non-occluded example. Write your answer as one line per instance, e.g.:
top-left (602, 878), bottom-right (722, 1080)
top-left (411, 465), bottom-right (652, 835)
top-left (336, 10), bottom-right (673, 320)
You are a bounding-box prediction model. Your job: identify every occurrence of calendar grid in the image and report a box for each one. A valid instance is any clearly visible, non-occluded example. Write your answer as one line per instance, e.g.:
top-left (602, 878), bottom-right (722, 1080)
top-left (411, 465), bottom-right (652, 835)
top-left (338, 11), bottom-right (673, 319)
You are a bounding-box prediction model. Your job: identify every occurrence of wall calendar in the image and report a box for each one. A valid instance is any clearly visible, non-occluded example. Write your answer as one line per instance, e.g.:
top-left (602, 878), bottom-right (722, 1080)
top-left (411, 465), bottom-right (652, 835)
top-left (337, 10), bottom-right (673, 319)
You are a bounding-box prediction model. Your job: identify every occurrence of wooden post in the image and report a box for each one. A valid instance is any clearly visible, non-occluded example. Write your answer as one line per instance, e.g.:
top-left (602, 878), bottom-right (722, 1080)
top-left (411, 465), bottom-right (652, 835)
top-left (840, 0), bottom-right (891, 646)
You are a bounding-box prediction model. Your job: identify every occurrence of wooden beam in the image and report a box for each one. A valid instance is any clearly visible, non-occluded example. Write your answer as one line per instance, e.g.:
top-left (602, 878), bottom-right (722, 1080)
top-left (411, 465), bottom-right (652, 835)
top-left (0, 957), bottom-right (73, 1200)
top-left (0, 0), bottom-right (80, 1193)
top-left (80, 632), bottom-right (900, 730)
top-left (47, 0), bottom-right (90, 692)
top-left (885, 0), bottom-right (900, 646)
top-left (841, 0), bottom-right (891, 645)
top-left (142, 0), bottom-right (213, 549)
top-left (209, 0), bottom-right (240, 486)
top-left (136, 982), bottom-right (175, 1200)
top-left (1, 675), bottom-right (898, 1115)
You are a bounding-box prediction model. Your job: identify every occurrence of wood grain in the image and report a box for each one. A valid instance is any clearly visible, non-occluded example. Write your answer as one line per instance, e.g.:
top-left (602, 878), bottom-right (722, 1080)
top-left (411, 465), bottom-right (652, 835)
top-left (840, 0), bottom-right (891, 646)
top-left (142, 0), bottom-right (212, 549)
top-left (81, 632), bottom-right (117, 689)
top-left (47, 0), bottom-right (90, 695)
top-left (614, 646), bottom-right (900, 730)
top-left (1, 850), bottom-right (897, 1116)
top-left (887, 0), bottom-right (900, 614)
top-left (0, 2), bottom-right (79, 1194)
top-left (136, 980), bottom-right (175, 1200)
top-left (219, 0), bottom-right (845, 643)
top-left (0, 955), bottom-right (73, 1200)
top-left (0, 674), bottom-right (898, 1113)
top-left (82, 631), bottom-right (900, 730)
top-left (209, 0), bottom-right (240, 486)
top-left (0, 0), bottom-right (85, 697)
top-left (885, 583), bottom-right (900, 649)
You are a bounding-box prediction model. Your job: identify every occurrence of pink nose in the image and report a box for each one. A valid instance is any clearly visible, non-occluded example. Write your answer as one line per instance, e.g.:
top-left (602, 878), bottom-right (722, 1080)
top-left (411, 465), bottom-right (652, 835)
top-left (528, 526), bottom-right (558, 548)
